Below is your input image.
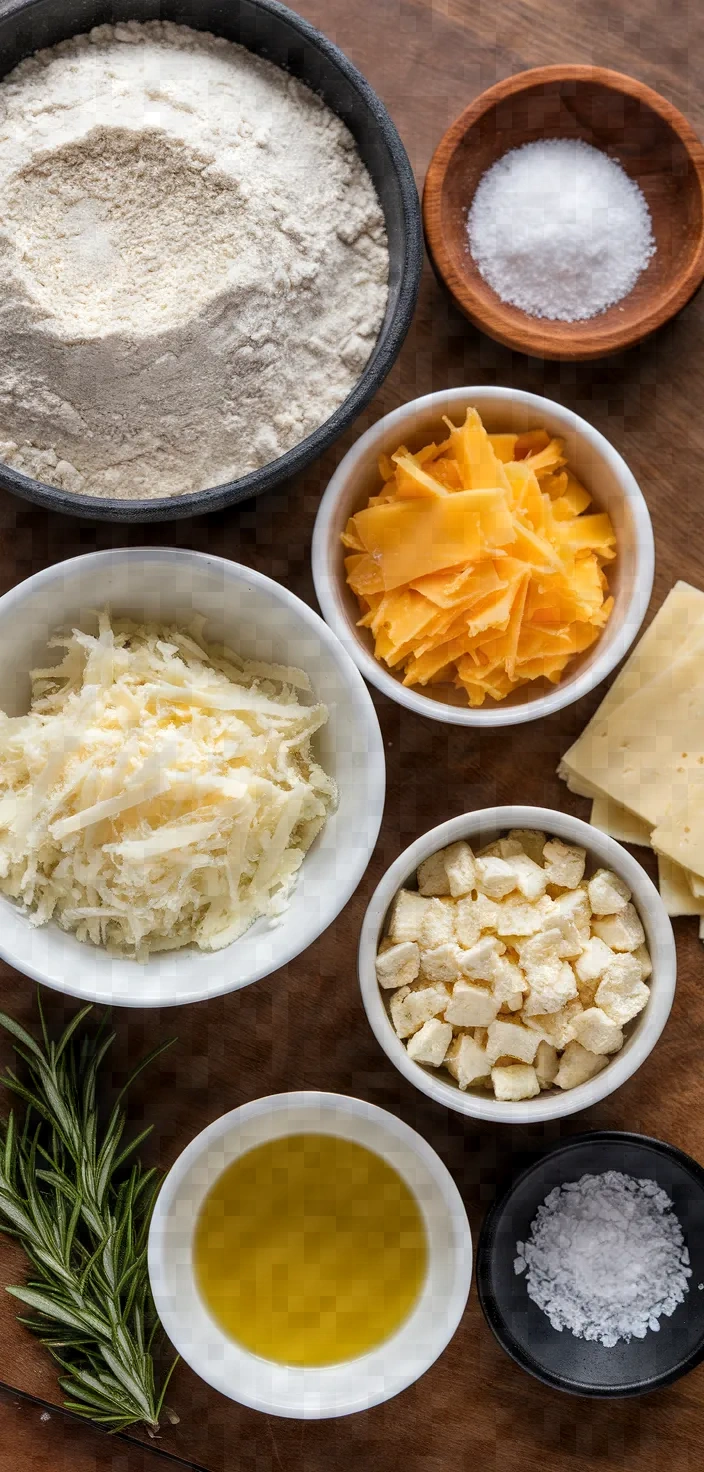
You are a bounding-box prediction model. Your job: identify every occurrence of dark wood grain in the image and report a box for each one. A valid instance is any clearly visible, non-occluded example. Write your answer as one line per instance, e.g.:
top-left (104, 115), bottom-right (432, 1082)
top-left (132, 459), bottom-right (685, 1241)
top-left (3, 0), bottom-right (704, 1469)
top-left (423, 65), bottom-right (704, 359)
top-left (0, 1384), bottom-right (201, 1472)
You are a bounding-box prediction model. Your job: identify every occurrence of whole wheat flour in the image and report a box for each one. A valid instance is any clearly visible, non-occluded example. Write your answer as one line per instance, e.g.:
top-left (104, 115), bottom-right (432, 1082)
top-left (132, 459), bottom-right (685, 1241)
top-left (0, 22), bottom-right (389, 500)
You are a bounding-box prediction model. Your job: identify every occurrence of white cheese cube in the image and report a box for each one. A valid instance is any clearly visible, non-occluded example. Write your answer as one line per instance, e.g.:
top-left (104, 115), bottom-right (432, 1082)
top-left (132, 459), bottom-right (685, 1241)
top-left (633, 943), bottom-right (653, 981)
top-left (492, 956), bottom-right (527, 1010)
top-left (534, 1040), bottom-right (559, 1088)
top-left (595, 956), bottom-right (650, 1025)
top-left (390, 983), bottom-right (450, 1038)
top-left (453, 901), bottom-right (481, 950)
top-left (486, 1020), bottom-right (540, 1066)
top-left (551, 888), bottom-right (591, 942)
top-left (475, 893), bottom-right (501, 929)
top-left (455, 893), bottom-right (498, 946)
top-left (554, 1040), bottom-right (609, 1090)
top-left (519, 927), bottom-right (567, 970)
top-left (571, 1006), bottom-right (624, 1055)
top-left (445, 980), bottom-right (499, 1028)
top-left (459, 935), bottom-right (505, 981)
top-left (443, 841), bottom-right (476, 897)
top-left (455, 898), bottom-right (481, 949)
top-left (591, 903), bottom-right (645, 952)
top-left (589, 865), bottom-right (633, 912)
top-left (508, 829), bottom-right (547, 865)
top-left (523, 960), bottom-right (579, 1016)
top-left (478, 837), bottom-right (523, 859)
top-left (419, 943), bottom-right (465, 984)
top-left (542, 838), bottom-right (586, 889)
top-left (445, 1034), bottom-right (490, 1090)
top-left (388, 890), bottom-right (429, 943)
top-left (574, 936), bottom-right (615, 984)
top-left (420, 897), bottom-right (456, 948)
top-left (523, 998), bottom-right (583, 1050)
top-left (407, 1018), bottom-right (453, 1067)
top-left (588, 867), bottom-right (632, 915)
top-left (417, 850), bottom-right (451, 897)
top-left (494, 896), bottom-right (553, 937)
top-left (507, 854), bottom-right (548, 901)
top-left (475, 856), bottom-right (518, 899)
top-left (491, 1063), bottom-right (540, 1101)
top-left (389, 985), bottom-right (411, 1035)
top-left (375, 941), bottom-right (421, 989)
top-left (551, 914), bottom-right (583, 958)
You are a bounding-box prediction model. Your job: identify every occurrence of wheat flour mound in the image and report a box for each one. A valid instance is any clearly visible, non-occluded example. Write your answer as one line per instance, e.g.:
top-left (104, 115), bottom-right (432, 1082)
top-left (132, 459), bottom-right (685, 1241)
top-left (0, 21), bottom-right (389, 499)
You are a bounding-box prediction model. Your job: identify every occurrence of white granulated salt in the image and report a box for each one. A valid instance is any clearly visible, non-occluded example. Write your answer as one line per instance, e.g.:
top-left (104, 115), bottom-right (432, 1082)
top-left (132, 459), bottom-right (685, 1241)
top-left (0, 22), bottom-right (388, 499)
top-left (467, 138), bottom-right (655, 322)
top-left (514, 1170), bottom-right (691, 1347)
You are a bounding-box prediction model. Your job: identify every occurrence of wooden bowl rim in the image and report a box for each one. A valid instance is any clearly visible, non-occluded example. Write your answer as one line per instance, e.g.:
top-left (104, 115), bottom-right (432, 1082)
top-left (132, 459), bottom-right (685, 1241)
top-left (423, 64), bottom-right (704, 360)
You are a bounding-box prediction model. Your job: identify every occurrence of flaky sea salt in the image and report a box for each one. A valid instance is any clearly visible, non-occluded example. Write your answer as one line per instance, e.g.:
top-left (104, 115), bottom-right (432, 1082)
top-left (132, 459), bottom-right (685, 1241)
top-left (467, 138), bottom-right (656, 322)
top-left (514, 1170), bottom-right (691, 1347)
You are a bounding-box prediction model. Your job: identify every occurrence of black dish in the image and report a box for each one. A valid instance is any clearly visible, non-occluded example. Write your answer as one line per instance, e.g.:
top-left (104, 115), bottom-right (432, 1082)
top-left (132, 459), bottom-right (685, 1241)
top-left (0, 0), bottom-right (422, 522)
top-left (476, 1131), bottom-right (704, 1397)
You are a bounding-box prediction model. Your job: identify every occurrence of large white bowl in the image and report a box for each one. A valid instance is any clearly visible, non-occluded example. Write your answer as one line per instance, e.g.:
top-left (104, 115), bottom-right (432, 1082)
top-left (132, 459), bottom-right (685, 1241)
top-left (148, 1091), bottom-right (472, 1419)
top-left (358, 806), bottom-right (676, 1124)
top-left (312, 386), bottom-right (654, 726)
top-left (0, 547), bottom-right (385, 1007)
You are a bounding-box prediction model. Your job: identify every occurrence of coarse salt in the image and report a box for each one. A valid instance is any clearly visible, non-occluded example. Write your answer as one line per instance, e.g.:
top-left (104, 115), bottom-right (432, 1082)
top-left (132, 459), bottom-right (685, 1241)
top-left (467, 138), bottom-right (656, 322)
top-left (514, 1170), bottom-right (691, 1347)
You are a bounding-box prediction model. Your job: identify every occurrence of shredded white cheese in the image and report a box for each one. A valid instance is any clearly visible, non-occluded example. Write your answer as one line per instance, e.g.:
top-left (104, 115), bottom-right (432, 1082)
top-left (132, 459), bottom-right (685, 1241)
top-left (0, 614), bottom-right (337, 958)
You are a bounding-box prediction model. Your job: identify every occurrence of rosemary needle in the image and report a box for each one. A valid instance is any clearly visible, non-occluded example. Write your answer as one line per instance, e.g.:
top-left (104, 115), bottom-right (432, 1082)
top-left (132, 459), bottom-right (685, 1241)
top-left (0, 996), bottom-right (178, 1434)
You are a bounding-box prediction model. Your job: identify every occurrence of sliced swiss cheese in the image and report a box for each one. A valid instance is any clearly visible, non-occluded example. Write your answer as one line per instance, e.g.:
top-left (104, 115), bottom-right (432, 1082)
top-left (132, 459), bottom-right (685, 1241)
top-left (560, 581), bottom-right (704, 805)
top-left (589, 796), bottom-right (652, 846)
top-left (657, 854), bottom-right (704, 915)
top-left (652, 791), bottom-right (704, 882)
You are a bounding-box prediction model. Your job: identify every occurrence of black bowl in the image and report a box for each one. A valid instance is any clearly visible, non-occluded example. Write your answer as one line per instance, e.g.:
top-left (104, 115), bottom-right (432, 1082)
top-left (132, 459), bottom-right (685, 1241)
top-left (476, 1131), bottom-right (704, 1397)
top-left (0, 0), bottom-right (422, 522)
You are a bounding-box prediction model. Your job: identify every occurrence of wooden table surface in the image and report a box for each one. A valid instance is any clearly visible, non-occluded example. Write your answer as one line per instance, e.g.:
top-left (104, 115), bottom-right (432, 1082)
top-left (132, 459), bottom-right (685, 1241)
top-left (2, 0), bottom-right (704, 1468)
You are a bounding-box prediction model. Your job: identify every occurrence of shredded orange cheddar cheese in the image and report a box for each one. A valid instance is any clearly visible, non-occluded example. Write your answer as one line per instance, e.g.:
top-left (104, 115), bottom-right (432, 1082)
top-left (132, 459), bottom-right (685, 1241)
top-left (343, 409), bottom-right (615, 707)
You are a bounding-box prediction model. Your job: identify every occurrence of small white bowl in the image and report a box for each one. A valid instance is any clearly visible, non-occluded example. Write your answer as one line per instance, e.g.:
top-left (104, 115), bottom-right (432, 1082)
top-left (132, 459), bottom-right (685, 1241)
top-left (312, 387), bottom-right (654, 727)
top-left (358, 806), bottom-right (676, 1124)
top-left (0, 547), bottom-right (385, 1008)
top-left (148, 1090), bottom-right (472, 1419)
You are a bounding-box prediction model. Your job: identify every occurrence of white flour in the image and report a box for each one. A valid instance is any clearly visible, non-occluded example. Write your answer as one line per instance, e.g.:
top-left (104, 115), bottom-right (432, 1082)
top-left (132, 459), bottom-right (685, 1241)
top-left (0, 21), bottom-right (389, 499)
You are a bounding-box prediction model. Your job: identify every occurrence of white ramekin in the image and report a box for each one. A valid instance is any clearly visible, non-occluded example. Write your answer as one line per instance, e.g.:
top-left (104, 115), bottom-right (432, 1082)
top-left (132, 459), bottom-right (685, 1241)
top-left (358, 806), bottom-right (676, 1124)
top-left (312, 387), bottom-right (654, 727)
top-left (0, 547), bottom-right (385, 1007)
top-left (148, 1091), bottom-right (472, 1418)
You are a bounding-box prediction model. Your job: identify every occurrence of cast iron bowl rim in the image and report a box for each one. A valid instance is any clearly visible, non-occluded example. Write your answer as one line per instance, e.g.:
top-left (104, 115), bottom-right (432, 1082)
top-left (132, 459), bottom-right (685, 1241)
top-left (476, 1128), bottom-right (704, 1398)
top-left (0, 0), bottom-right (423, 523)
top-left (422, 63), bottom-right (704, 362)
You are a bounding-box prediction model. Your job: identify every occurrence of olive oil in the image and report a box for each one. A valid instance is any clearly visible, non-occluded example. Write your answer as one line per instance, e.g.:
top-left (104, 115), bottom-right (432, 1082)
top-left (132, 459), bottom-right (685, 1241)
top-left (194, 1133), bottom-right (427, 1366)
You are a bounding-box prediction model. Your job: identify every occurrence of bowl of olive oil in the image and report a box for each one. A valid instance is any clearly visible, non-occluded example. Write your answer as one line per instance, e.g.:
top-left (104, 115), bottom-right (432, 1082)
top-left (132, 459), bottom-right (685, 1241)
top-left (148, 1092), bottom-right (472, 1418)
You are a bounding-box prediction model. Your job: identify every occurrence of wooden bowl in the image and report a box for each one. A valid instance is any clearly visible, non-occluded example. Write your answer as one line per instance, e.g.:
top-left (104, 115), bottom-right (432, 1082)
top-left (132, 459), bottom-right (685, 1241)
top-left (423, 66), bottom-right (704, 360)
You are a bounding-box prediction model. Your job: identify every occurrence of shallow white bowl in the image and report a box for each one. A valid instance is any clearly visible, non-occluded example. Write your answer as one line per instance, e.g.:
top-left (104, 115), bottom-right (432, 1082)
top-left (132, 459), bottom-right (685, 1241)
top-left (312, 386), bottom-right (654, 726)
top-left (0, 547), bottom-right (385, 1007)
top-left (358, 806), bottom-right (676, 1124)
top-left (148, 1090), bottom-right (472, 1419)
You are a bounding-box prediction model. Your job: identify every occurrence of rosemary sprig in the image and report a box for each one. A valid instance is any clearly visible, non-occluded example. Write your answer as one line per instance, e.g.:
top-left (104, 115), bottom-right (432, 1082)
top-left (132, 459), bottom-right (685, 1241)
top-left (0, 996), bottom-right (178, 1434)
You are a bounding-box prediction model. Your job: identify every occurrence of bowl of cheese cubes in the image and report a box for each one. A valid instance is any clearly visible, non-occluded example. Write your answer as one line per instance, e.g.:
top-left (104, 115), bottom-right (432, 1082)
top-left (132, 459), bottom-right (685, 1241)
top-left (358, 806), bottom-right (676, 1121)
top-left (312, 387), bottom-right (653, 726)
